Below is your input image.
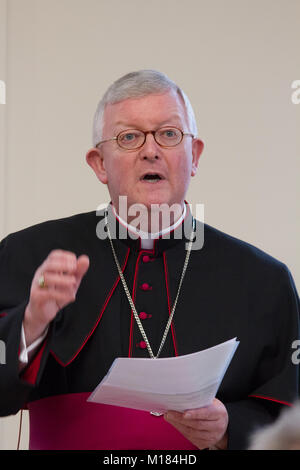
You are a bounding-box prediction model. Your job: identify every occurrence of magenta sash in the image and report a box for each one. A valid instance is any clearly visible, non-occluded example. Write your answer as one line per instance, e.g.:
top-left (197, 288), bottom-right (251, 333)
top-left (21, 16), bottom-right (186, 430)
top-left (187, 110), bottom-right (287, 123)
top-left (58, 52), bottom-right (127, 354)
top-left (28, 392), bottom-right (198, 450)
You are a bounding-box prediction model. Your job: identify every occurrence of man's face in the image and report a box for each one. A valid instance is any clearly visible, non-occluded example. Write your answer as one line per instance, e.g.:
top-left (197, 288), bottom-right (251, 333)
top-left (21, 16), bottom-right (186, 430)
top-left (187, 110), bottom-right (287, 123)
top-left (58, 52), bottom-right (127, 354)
top-left (86, 90), bottom-right (204, 217)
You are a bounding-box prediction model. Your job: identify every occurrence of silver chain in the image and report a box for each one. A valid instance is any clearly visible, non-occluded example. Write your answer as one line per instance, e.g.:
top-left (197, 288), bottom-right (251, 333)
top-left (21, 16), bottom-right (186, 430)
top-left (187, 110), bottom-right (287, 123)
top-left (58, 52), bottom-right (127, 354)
top-left (105, 211), bottom-right (195, 359)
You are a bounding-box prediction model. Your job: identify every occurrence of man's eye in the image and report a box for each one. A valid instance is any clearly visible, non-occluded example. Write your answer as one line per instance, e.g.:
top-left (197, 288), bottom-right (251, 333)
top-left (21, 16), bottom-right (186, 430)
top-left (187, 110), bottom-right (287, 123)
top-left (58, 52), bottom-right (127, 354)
top-left (161, 129), bottom-right (176, 138)
top-left (122, 133), bottom-right (136, 141)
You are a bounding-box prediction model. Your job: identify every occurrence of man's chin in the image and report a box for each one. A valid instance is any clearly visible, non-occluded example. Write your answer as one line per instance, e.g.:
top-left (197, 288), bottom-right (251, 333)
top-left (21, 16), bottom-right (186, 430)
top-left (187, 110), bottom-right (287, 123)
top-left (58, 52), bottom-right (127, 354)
top-left (128, 193), bottom-right (184, 211)
top-left (135, 199), bottom-right (173, 212)
top-left (114, 194), bottom-right (184, 231)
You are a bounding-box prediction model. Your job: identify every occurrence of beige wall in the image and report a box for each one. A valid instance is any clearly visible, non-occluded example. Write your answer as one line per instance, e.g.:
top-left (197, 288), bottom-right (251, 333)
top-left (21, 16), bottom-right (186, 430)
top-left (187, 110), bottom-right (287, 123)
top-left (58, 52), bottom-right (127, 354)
top-left (0, 0), bottom-right (299, 450)
top-left (0, 0), bottom-right (7, 244)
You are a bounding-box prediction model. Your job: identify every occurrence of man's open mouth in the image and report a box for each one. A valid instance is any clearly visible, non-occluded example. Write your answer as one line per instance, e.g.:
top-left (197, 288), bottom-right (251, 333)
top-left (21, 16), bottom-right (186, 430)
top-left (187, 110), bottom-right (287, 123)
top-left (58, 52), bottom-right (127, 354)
top-left (140, 173), bottom-right (165, 183)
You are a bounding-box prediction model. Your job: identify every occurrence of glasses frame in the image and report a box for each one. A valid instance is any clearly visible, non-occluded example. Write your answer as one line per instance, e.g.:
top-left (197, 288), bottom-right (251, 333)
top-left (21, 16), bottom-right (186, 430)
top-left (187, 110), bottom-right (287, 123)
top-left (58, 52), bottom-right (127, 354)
top-left (95, 126), bottom-right (194, 150)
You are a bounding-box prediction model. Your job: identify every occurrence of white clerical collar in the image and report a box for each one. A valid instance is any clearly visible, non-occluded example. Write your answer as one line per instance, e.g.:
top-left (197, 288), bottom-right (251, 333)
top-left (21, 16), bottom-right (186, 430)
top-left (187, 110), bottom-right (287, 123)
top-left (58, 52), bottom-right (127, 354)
top-left (112, 202), bottom-right (187, 250)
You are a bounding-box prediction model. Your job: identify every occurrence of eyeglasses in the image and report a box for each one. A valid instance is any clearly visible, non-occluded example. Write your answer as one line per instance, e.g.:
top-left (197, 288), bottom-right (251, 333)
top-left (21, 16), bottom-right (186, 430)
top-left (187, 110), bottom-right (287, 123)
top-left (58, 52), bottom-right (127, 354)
top-left (95, 127), bottom-right (194, 150)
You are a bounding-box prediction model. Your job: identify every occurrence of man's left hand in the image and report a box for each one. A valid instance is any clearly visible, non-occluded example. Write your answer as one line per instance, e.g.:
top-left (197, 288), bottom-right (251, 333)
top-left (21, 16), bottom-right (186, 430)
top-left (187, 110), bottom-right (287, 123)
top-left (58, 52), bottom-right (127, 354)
top-left (164, 398), bottom-right (228, 450)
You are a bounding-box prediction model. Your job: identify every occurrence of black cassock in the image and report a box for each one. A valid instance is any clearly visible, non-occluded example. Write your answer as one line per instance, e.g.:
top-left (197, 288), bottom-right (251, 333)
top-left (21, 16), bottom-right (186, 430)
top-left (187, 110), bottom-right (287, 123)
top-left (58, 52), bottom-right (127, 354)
top-left (0, 204), bottom-right (299, 450)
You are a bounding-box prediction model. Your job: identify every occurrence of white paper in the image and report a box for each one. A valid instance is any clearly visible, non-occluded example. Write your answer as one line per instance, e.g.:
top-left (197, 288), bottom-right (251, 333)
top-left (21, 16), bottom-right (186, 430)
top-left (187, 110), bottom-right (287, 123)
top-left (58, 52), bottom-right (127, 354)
top-left (87, 338), bottom-right (239, 413)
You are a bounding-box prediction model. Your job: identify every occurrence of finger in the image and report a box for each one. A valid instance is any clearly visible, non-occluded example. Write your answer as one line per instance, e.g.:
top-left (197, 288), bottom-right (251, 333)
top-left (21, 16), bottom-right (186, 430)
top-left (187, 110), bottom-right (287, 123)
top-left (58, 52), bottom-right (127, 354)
top-left (164, 417), bottom-right (211, 449)
top-left (31, 285), bottom-right (77, 307)
top-left (36, 272), bottom-right (77, 290)
top-left (40, 259), bottom-right (78, 275)
top-left (164, 411), bottom-right (218, 432)
top-left (47, 249), bottom-right (78, 260)
top-left (46, 289), bottom-right (77, 307)
top-left (183, 409), bottom-right (218, 421)
top-left (183, 401), bottom-right (224, 421)
top-left (45, 251), bottom-right (78, 271)
top-left (164, 410), bottom-right (214, 423)
top-left (75, 255), bottom-right (90, 282)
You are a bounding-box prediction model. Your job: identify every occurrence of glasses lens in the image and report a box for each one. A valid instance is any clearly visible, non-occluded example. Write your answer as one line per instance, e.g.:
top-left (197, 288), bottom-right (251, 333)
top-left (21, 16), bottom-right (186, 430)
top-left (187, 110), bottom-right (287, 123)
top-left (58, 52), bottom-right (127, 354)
top-left (155, 127), bottom-right (182, 147)
top-left (117, 130), bottom-right (144, 149)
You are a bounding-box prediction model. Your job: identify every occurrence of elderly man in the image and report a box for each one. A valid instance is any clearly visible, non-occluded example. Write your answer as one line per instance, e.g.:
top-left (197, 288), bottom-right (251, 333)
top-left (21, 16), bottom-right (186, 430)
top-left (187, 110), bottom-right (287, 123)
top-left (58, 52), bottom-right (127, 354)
top-left (0, 70), bottom-right (299, 450)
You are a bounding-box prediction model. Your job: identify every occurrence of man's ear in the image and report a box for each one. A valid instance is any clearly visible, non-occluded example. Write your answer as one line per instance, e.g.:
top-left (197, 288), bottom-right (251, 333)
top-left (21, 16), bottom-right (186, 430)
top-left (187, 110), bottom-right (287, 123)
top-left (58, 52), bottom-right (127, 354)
top-left (191, 138), bottom-right (204, 176)
top-left (86, 148), bottom-right (108, 184)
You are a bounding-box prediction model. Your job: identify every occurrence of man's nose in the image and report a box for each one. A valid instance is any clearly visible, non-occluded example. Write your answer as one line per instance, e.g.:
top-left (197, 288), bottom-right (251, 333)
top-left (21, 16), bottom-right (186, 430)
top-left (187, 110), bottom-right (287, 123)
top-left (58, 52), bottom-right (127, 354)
top-left (138, 132), bottom-right (161, 160)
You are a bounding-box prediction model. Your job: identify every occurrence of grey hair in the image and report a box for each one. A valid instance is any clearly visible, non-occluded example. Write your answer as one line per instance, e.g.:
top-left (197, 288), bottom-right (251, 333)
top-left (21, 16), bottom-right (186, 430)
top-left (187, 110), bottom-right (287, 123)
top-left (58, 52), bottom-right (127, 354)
top-left (92, 69), bottom-right (198, 147)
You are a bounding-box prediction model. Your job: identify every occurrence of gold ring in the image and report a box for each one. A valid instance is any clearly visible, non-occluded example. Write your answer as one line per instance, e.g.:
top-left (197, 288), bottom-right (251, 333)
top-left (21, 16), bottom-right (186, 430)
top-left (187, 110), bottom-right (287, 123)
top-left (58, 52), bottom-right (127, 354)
top-left (38, 274), bottom-right (46, 288)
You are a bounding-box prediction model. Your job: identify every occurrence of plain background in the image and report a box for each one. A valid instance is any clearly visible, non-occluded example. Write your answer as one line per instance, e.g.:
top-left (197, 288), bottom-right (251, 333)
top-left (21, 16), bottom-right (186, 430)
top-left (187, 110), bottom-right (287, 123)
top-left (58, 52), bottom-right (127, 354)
top-left (0, 0), bottom-right (299, 450)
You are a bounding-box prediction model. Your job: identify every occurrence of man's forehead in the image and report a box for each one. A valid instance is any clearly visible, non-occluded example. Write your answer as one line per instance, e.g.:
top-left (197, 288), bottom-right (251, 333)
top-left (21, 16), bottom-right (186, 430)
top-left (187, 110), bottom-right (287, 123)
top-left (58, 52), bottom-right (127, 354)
top-left (103, 91), bottom-right (188, 130)
top-left (113, 113), bottom-right (184, 128)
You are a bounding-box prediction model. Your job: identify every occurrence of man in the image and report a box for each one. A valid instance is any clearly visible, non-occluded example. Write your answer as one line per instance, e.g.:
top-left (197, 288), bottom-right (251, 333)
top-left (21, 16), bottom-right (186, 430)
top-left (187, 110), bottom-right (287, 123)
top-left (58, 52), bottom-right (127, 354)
top-left (0, 70), bottom-right (299, 450)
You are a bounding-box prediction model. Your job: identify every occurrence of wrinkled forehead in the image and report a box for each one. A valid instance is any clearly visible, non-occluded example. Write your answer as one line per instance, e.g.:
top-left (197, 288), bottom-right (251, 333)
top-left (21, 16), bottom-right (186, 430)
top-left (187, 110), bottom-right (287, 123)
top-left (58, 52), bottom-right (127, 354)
top-left (102, 90), bottom-right (189, 135)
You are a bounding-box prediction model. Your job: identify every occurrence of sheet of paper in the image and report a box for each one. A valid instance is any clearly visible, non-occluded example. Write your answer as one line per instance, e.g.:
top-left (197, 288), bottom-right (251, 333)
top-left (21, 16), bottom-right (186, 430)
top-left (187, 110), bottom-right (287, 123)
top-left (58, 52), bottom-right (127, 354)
top-left (87, 338), bottom-right (239, 413)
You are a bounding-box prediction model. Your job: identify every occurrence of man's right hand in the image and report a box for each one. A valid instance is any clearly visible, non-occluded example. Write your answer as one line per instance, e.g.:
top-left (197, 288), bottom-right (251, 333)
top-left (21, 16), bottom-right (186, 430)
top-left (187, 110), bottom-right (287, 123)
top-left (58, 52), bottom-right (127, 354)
top-left (23, 250), bottom-right (90, 347)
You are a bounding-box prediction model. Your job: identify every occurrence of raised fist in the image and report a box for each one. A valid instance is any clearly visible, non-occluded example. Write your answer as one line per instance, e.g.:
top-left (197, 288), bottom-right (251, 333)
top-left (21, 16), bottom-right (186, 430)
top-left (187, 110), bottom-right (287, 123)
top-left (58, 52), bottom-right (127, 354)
top-left (23, 250), bottom-right (90, 346)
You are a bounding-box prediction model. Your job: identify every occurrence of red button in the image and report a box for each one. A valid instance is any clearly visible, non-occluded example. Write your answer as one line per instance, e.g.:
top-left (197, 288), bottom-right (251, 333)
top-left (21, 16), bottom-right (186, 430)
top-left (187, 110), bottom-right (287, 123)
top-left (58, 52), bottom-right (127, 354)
top-left (143, 255), bottom-right (151, 263)
top-left (139, 312), bottom-right (148, 320)
top-left (140, 283), bottom-right (152, 291)
top-left (137, 341), bottom-right (147, 349)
